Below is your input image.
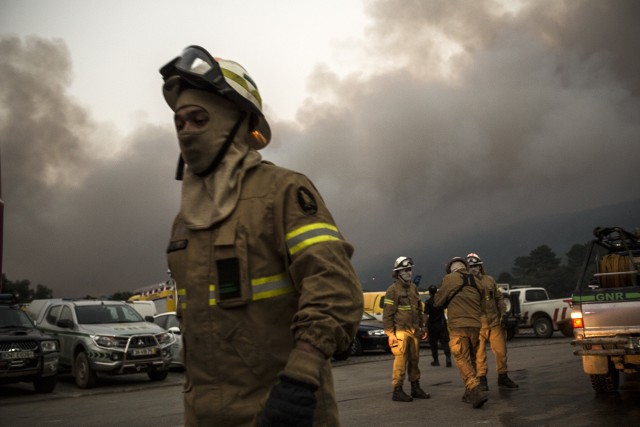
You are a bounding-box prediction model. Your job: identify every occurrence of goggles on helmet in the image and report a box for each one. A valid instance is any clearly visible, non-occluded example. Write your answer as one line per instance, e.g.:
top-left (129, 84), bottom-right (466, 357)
top-left (394, 257), bottom-right (414, 271)
top-left (466, 252), bottom-right (483, 266)
top-left (160, 45), bottom-right (271, 149)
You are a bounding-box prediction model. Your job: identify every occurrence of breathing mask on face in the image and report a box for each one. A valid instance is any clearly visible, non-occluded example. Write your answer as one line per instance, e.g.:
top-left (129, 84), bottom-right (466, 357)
top-left (398, 268), bottom-right (413, 284)
top-left (173, 89), bottom-right (245, 176)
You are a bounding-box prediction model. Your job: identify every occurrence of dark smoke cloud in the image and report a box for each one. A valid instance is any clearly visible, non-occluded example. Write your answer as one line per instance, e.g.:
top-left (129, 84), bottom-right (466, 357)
top-left (1, 36), bottom-right (179, 297)
top-left (265, 0), bottom-right (640, 286)
top-left (2, 0), bottom-right (640, 296)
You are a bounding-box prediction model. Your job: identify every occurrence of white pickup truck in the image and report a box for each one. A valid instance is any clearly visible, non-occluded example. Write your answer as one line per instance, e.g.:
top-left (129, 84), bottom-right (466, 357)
top-left (501, 285), bottom-right (572, 338)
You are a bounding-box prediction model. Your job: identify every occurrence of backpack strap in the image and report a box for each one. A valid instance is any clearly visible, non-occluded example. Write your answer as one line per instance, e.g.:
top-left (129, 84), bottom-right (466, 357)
top-left (442, 272), bottom-right (480, 308)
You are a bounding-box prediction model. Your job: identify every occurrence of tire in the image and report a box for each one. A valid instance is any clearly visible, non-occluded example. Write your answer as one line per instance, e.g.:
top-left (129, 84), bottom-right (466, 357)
top-left (148, 370), bottom-right (169, 381)
top-left (559, 321), bottom-right (573, 337)
top-left (332, 349), bottom-right (350, 361)
top-left (590, 366), bottom-right (619, 394)
top-left (74, 352), bottom-right (97, 389)
top-left (533, 317), bottom-right (553, 338)
top-left (350, 337), bottom-right (363, 356)
top-left (33, 375), bottom-right (58, 393)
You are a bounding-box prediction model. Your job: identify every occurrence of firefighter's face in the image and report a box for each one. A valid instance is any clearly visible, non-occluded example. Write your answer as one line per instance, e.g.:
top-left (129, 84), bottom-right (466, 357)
top-left (173, 89), bottom-right (239, 175)
top-left (174, 106), bottom-right (210, 132)
top-left (398, 268), bottom-right (412, 283)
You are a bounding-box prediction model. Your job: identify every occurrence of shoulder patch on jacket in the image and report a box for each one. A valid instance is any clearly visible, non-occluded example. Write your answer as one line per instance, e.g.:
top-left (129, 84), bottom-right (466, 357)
top-left (297, 186), bottom-right (318, 215)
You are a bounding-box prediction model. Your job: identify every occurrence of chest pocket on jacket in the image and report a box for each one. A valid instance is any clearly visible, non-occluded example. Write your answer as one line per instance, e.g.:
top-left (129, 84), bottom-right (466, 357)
top-left (213, 220), bottom-right (251, 308)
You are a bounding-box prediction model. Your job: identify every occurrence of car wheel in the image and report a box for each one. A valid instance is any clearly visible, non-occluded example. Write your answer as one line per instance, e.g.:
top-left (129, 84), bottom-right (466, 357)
top-left (533, 317), bottom-right (553, 338)
top-left (74, 352), bottom-right (97, 389)
top-left (350, 337), bottom-right (363, 356)
top-left (148, 370), bottom-right (169, 381)
top-left (590, 362), bottom-right (619, 394)
top-left (333, 344), bottom-right (351, 361)
top-left (558, 320), bottom-right (573, 337)
top-left (33, 375), bottom-right (58, 393)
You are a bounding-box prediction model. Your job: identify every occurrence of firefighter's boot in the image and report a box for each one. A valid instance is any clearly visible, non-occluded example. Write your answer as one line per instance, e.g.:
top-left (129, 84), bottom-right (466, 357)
top-left (410, 381), bottom-right (430, 399)
top-left (392, 386), bottom-right (413, 402)
top-left (478, 375), bottom-right (489, 391)
top-left (469, 385), bottom-right (488, 409)
top-left (431, 358), bottom-right (440, 366)
top-left (461, 388), bottom-right (471, 404)
top-left (498, 373), bottom-right (519, 389)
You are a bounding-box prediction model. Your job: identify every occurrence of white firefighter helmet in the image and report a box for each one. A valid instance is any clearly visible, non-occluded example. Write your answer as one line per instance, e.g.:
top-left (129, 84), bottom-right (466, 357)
top-left (466, 253), bottom-right (483, 266)
top-left (393, 256), bottom-right (414, 271)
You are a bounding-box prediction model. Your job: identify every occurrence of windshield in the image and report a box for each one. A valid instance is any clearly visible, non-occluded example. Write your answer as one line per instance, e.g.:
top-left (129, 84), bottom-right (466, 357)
top-left (75, 304), bottom-right (143, 324)
top-left (362, 312), bottom-right (376, 321)
top-left (0, 308), bottom-right (35, 328)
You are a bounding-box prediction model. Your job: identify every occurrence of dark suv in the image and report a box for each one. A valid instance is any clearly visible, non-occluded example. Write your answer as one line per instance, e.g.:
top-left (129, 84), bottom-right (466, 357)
top-left (0, 294), bottom-right (60, 393)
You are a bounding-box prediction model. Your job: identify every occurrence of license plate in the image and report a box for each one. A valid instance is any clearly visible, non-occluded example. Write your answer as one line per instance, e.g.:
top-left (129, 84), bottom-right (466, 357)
top-left (1, 351), bottom-right (35, 360)
top-left (132, 347), bottom-right (157, 356)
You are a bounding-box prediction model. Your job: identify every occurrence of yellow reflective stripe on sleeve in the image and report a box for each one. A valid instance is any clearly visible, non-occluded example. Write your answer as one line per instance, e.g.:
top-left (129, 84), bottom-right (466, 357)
top-left (252, 273), bottom-right (295, 301)
top-left (177, 287), bottom-right (187, 310)
top-left (286, 223), bottom-right (341, 255)
top-left (398, 305), bottom-right (412, 311)
top-left (209, 284), bottom-right (216, 306)
top-left (207, 273), bottom-right (294, 306)
top-left (384, 298), bottom-right (395, 306)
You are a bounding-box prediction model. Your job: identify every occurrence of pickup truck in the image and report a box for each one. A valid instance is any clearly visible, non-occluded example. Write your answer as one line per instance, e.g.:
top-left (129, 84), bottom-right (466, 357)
top-left (28, 299), bottom-right (175, 389)
top-left (501, 285), bottom-right (572, 338)
top-left (570, 226), bottom-right (640, 394)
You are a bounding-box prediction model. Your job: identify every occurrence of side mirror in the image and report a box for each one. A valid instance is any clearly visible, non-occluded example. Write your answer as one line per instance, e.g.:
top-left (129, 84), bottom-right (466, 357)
top-left (144, 315), bottom-right (155, 323)
top-left (57, 319), bottom-right (73, 329)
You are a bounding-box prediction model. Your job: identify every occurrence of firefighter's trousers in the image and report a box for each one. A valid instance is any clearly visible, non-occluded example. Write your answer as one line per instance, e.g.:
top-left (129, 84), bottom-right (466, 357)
top-left (449, 327), bottom-right (481, 390)
top-left (391, 332), bottom-right (421, 388)
top-left (476, 323), bottom-right (508, 376)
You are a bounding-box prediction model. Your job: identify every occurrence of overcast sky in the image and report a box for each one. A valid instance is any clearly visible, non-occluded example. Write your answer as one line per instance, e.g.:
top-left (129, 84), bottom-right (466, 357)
top-left (1, 0), bottom-right (639, 297)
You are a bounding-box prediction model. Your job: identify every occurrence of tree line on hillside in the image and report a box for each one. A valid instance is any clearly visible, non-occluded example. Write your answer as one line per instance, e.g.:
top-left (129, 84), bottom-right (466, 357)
top-left (2, 241), bottom-right (588, 303)
top-left (0, 274), bottom-right (133, 304)
top-left (495, 243), bottom-right (588, 298)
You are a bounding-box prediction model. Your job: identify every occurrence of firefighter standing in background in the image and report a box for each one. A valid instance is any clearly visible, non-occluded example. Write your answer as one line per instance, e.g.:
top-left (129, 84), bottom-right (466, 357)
top-left (424, 285), bottom-right (452, 367)
top-left (434, 257), bottom-right (488, 408)
top-left (467, 253), bottom-right (519, 391)
top-left (160, 45), bottom-right (363, 426)
top-left (383, 256), bottom-right (430, 402)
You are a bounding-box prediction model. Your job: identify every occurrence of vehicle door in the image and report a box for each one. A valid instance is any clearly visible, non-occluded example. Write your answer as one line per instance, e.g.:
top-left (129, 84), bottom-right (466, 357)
top-left (41, 304), bottom-right (71, 365)
top-left (56, 305), bottom-right (77, 364)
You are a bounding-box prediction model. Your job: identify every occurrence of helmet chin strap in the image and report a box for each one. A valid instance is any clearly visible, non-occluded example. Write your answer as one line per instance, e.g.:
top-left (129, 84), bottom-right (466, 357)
top-left (174, 111), bottom-right (248, 181)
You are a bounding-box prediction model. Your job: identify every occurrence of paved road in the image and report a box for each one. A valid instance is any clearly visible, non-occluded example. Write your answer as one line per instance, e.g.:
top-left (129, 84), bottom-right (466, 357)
top-left (2, 334), bottom-right (639, 426)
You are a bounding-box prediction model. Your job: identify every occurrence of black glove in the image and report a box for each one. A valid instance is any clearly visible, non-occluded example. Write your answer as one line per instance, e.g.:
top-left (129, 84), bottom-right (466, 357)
top-left (257, 375), bottom-right (318, 427)
top-left (500, 315), bottom-right (509, 329)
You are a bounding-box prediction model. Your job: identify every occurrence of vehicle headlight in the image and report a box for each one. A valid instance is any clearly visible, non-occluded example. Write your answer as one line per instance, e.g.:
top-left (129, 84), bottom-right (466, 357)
top-left (367, 329), bottom-right (386, 336)
top-left (156, 332), bottom-right (174, 345)
top-left (92, 335), bottom-right (119, 348)
top-left (41, 340), bottom-right (58, 352)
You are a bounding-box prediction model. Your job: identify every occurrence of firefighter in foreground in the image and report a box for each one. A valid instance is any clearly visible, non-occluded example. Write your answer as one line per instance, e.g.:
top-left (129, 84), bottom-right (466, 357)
top-left (383, 256), bottom-right (430, 402)
top-left (434, 257), bottom-right (488, 408)
top-left (424, 285), bottom-right (452, 367)
top-left (160, 45), bottom-right (363, 426)
top-left (467, 253), bottom-right (519, 390)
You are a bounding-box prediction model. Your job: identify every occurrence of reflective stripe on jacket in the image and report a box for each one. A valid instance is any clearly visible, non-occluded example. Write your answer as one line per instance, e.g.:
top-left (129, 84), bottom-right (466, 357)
top-left (382, 280), bottom-right (424, 336)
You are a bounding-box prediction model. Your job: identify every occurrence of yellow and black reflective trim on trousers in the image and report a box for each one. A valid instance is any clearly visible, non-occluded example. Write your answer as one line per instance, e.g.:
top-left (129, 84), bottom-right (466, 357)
top-left (285, 223), bottom-right (341, 256)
